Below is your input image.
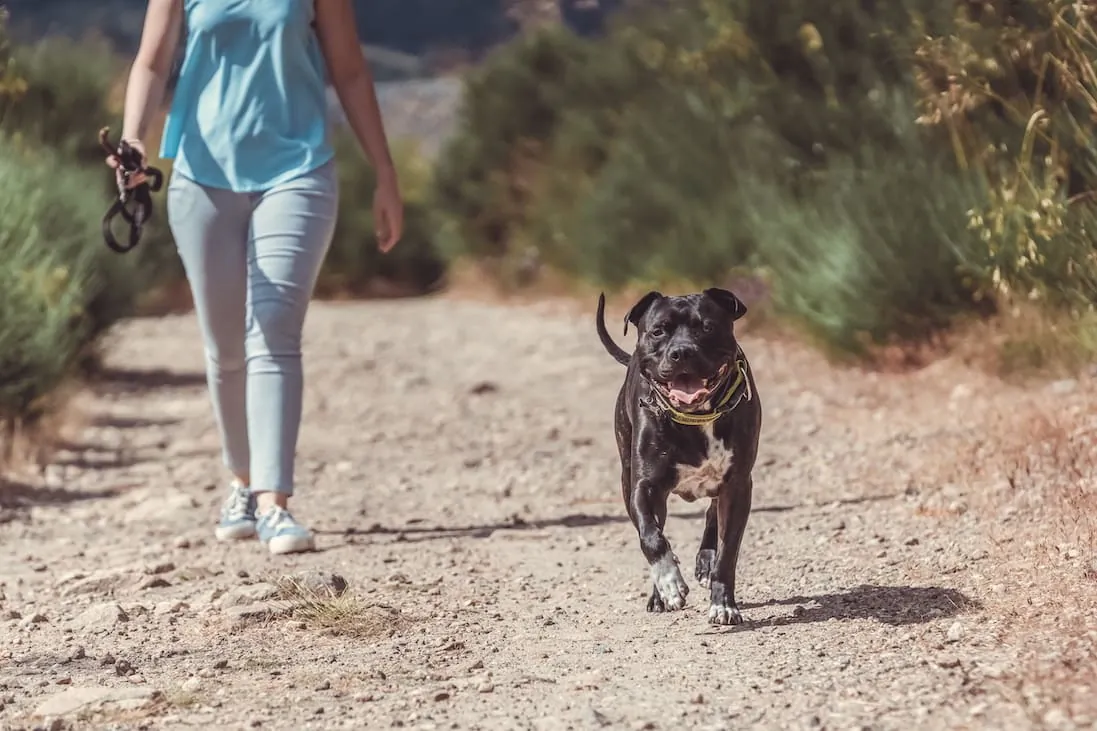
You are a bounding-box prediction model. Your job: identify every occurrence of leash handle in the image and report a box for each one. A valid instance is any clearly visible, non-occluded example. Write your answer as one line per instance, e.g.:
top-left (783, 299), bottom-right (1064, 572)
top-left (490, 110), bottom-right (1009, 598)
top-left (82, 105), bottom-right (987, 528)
top-left (99, 127), bottom-right (164, 254)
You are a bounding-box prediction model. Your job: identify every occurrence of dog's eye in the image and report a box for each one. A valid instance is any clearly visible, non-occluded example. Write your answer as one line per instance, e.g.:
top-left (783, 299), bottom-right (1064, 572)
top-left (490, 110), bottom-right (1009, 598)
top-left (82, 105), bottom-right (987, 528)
top-left (649, 327), bottom-right (666, 338)
top-left (702, 321), bottom-right (715, 333)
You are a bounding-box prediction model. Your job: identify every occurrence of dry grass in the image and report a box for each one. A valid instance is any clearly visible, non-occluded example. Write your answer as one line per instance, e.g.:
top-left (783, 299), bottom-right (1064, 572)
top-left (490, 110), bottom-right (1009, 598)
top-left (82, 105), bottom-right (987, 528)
top-left (272, 575), bottom-right (410, 639)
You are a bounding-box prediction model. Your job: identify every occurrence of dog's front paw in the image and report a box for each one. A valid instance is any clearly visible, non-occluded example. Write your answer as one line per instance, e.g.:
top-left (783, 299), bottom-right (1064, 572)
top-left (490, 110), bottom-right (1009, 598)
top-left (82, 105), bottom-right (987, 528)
top-left (694, 549), bottom-right (716, 588)
top-left (649, 555), bottom-right (689, 611)
top-left (708, 600), bottom-right (743, 626)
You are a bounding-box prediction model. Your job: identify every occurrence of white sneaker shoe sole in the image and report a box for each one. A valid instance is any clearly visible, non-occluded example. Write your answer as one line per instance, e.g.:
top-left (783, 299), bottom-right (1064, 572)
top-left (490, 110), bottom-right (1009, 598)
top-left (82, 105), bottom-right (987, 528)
top-left (267, 533), bottom-right (316, 555)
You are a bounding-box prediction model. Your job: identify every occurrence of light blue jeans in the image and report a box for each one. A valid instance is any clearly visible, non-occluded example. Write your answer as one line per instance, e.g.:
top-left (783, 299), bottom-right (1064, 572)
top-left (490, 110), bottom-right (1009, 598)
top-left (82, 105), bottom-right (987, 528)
top-left (167, 161), bottom-right (339, 496)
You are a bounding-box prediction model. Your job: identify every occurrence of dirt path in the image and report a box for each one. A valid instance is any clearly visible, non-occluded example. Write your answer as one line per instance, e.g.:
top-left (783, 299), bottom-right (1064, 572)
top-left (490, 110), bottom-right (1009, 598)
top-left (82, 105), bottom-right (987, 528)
top-left (2, 297), bottom-right (1096, 731)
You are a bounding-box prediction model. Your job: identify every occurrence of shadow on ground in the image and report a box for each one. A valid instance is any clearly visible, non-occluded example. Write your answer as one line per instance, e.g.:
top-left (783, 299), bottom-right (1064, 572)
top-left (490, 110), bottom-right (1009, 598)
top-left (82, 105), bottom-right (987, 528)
top-left (734, 584), bottom-right (980, 629)
top-left (319, 493), bottom-right (903, 543)
top-left (0, 477), bottom-right (126, 523)
top-left (94, 366), bottom-right (206, 395)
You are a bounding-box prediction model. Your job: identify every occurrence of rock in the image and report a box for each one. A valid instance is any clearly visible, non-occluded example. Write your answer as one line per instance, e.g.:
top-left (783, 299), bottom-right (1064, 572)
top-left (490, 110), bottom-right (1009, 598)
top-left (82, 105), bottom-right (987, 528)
top-left (155, 601), bottom-right (188, 616)
top-left (58, 571), bottom-right (128, 599)
top-left (3, 609), bottom-right (21, 620)
top-left (946, 621), bottom-right (964, 643)
top-left (173, 537), bottom-right (192, 549)
top-left (33, 686), bottom-right (160, 717)
top-left (70, 647), bottom-right (86, 661)
top-left (146, 562), bottom-right (176, 575)
top-left (99, 654), bottom-right (116, 666)
top-left (181, 677), bottom-right (202, 693)
top-left (217, 583), bottom-right (279, 608)
top-left (74, 603), bottom-right (129, 632)
top-left (19, 612), bottom-right (48, 628)
top-left (137, 576), bottom-right (171, 590)
top-left (1047, 379), bottom-right (1078, 395)
top-left (115, 659), bottom-right (136, 677)
top-left (285, 570), bottom-right (348, 598)
top-left (477, 683), bottom-right (494, 693)
top-left (433, 690), bottom-right (450, 701)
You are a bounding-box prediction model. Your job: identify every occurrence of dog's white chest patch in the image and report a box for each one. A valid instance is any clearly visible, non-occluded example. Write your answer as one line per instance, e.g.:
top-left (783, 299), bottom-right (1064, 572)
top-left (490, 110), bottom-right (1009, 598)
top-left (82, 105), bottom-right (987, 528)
top-left (672, 423), bottom-right (734, 502)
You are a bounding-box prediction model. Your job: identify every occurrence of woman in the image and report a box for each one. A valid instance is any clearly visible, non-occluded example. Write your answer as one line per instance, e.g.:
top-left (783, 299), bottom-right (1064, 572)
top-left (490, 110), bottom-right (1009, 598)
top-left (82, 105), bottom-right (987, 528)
top-left (113, 0), bottom-right (404, 555)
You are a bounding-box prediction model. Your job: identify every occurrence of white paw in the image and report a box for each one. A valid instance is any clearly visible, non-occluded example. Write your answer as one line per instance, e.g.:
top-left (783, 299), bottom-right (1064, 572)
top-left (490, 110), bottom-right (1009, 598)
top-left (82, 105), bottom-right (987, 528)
top-left (650, 555), bottom-right (689, 610)
top-left (708, 602), bottom-right (743, 626)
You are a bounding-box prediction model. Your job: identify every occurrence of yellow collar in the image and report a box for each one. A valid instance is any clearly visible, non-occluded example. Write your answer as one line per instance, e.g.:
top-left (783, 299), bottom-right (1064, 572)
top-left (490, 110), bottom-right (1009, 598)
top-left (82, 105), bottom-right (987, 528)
top-left (649, 357), bottom-right (751, 427)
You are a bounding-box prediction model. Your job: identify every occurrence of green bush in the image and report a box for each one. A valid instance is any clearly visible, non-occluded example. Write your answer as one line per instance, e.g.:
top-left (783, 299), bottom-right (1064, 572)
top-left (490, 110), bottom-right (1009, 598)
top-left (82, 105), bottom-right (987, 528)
top-left (0, 142), bottom-right (143, 430)
top-left (320, 130), bottom-right (446, 297)
top-left (432, 0), bottom-right (991, 351)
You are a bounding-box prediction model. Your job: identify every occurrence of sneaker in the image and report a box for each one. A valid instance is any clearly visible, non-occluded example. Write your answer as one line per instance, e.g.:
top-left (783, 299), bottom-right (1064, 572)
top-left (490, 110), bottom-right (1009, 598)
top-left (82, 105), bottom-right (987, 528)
top-left (214, 481), bottom-right (257, 541)
top-left (257, 506), bottom-right (316, 555)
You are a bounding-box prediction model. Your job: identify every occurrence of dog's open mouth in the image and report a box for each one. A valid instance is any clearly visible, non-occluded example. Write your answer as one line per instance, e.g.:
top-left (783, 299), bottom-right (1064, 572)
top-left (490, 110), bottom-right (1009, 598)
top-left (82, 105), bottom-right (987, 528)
top-left (655, 363), bottom-right (730, 408)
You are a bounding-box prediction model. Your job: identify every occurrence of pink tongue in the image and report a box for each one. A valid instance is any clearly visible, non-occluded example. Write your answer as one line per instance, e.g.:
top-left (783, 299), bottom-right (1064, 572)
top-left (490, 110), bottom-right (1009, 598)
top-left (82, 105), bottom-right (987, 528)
top-left (669, 378), bottom-right (709, 405)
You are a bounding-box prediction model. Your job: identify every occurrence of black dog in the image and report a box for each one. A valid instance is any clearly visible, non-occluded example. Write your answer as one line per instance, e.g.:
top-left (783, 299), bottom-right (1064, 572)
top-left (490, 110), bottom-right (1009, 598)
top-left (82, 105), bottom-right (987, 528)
top-left (596, 289), bottom-right (762, 625)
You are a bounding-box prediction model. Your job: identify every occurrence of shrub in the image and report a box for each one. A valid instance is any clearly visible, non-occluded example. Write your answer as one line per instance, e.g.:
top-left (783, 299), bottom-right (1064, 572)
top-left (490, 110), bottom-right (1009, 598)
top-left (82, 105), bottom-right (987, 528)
top-left (0, 142), bottom-right (143, 433)
top-left (320, 131), bottom-right (446, 297)
top-left (432, 0), bottom-right (990, 352)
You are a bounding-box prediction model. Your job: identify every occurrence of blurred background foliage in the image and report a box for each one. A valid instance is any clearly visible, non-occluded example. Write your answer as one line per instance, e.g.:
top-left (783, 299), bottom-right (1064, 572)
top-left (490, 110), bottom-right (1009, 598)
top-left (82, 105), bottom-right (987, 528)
top-left (1, 0), bottom-right (1095, 443)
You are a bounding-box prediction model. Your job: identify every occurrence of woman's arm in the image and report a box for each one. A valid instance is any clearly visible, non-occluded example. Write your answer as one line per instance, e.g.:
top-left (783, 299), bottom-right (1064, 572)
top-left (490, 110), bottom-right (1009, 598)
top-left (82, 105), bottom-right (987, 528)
top-left (314, 0), bottom-right (403, 251)
top-left (121, 0), bottom-right (183, 146)
top-left (313, 0), bottom-right (396, 181)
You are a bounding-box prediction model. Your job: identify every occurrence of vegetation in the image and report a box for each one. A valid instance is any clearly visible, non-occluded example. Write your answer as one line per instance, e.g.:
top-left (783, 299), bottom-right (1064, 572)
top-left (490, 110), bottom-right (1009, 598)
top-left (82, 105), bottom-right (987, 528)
top-left (432, 0), bottom-right (1097, 357)
top-left (2, 0), bottom-right (1097, 452)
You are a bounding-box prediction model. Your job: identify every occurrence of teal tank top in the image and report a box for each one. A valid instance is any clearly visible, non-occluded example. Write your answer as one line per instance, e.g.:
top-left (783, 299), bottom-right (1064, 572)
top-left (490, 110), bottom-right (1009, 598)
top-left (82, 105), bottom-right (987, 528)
top-left (159, 0), bottom-right (335, 192)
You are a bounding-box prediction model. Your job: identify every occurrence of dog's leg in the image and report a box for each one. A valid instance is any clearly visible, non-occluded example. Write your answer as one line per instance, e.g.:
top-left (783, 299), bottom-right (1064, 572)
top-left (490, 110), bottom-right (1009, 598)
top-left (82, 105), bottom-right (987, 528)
top-left (695, 500), bottom-right (718, 588)
top-left (628, 471), bottom-right (688, 612)
top-left (708, 473), bottom-right (752, 626)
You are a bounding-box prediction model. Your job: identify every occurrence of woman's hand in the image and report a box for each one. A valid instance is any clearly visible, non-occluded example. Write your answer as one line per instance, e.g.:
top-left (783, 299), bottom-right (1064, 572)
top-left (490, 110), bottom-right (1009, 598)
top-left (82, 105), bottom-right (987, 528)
top-left (105, 138), bottom-right (149, 191)
top-left (373, 167), bottom-right (404, 253)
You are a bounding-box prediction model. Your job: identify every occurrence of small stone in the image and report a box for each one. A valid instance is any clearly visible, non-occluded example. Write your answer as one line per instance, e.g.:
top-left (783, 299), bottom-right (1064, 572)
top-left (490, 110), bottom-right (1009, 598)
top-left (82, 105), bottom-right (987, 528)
top-left (19, 612), bottom-right (48, 627)
top-left (213, 659), bottom-right (229, 670)
top-left (137, 576), bottom-right (171, 590)
top-left (937, 656), bottom-right (961, 669)
top-left (146, 562), bottom-right (176, 575)
top-left (99, 654), bottom-right (116, 666)
top-left (433, 690), bottom-right (450, 702)
top-left (286, 570), bottom-right (348, 598)
top-left (690, 693), bottom-right (705, 704)
top-left (468, 660), bottom-right (484, 670)
top-left (946, 621), bottom-right (964, 643)
top-left (71, 646), bottom-right (86, 660)
top-left (3, 609), bottom-right (22, 620)
top-left (33, 686), bottom-right (160, 716)
top-left (115, 659), bottom-right (135, 676)
top-left (75, 603), bottom-right (129, 632)
top-left (55, 676), bottom-right (72, 685)
top-left (47, 718), bottom-right (66, 731)
top-left (181, 677), bottom-right (202, 693)
top-left (1048, 379), bottom-right (1077, 395)
top-left (173, 537), bottom-right (192, 549)
top-left (155, 601), bottom-right (187, 616)
top-left (477, 683), bottom-right (494, 693)
top-left (792, 606), bottom-right (807, 618)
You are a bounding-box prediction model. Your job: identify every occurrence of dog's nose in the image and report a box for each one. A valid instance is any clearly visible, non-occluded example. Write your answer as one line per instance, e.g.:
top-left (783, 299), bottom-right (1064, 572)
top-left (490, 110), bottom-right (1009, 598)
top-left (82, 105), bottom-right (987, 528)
top-left (668, 345), bottom-right (696, 363)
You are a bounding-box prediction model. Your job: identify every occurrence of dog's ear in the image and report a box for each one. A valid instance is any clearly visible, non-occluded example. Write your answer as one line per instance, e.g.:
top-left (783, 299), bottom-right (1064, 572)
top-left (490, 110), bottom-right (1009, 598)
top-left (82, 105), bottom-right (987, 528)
top-left (623, 291), bottom-right (663, 336)
top-left (704, 288), bottom-right (747, 321)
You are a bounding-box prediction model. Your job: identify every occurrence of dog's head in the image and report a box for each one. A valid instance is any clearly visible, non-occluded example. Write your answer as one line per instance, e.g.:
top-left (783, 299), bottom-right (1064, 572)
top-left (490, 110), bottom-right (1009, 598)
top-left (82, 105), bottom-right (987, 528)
top-left (624, 288), bottom-right (747, 411)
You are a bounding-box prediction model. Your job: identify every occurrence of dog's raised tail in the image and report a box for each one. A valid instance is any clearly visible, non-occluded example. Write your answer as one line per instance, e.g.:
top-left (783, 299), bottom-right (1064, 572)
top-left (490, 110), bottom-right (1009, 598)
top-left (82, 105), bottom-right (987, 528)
top-left (596, 293), bottom-right (631, 366)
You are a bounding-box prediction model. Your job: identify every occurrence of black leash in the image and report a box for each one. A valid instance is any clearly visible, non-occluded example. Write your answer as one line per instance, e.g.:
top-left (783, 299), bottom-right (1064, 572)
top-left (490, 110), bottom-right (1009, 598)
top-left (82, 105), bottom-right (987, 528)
top-left (99, 127), bottom-right (164, 254)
